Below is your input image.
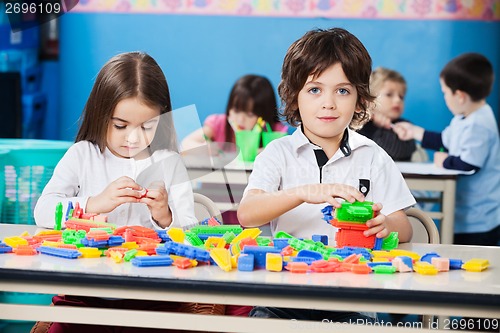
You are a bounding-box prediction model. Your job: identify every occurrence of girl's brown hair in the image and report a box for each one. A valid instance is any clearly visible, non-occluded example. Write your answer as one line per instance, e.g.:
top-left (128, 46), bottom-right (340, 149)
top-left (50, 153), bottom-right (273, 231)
top-left (76, 51), bottom-right (178, 152)
top-left (223, 74), bottom-right (279, 143)
top-left (279, 27), bottom-right (375, 129)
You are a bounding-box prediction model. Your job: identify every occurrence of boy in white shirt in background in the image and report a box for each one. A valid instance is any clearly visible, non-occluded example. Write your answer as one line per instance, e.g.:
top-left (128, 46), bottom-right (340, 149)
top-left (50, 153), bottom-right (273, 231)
top-left (395, 52), bottom-right (500, 246)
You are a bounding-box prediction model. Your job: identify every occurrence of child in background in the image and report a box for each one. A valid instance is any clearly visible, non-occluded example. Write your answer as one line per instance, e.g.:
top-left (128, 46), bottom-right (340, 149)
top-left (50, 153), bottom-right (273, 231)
top-left (238, 27), bottom-right (415, 322)
top-left (357, 67), bottom-right (417, 161)
top-left (33, 52), bottom-right (223, 333)
top-left (394, 53), bottom-right (500, 246)
top-left (181, 74), bottom-right (288, 225)
top-left (181, 74), bottom-right (288, 150)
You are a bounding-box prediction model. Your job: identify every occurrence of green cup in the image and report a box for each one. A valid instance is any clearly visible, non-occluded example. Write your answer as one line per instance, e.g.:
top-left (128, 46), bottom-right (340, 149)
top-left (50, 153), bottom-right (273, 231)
top-left (235, 130), bottom-right (261, 162)
top-left (262, 131), bottom-right (287, 147)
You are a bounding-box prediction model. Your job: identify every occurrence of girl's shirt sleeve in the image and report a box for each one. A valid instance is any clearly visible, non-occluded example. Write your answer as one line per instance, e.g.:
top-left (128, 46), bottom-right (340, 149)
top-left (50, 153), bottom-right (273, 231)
top-left (162, 154), bottom-right (198, 230)
top-left (203, 114), bottom-right (227, 143)
top-left (33, 144), bottom-right (88, 228)
top-left (272, 121), bottom-right (289, 133)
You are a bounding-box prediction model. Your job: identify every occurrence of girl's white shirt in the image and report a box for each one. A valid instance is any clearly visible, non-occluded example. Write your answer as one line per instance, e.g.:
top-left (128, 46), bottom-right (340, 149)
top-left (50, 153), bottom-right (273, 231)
top-left (34, 141), bottom-right (198, 230)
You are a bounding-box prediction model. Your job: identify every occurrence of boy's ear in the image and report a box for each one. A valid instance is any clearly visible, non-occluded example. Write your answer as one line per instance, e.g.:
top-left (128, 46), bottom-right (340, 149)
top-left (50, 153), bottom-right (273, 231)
top-left (456, 90), bottom-right (469, 104)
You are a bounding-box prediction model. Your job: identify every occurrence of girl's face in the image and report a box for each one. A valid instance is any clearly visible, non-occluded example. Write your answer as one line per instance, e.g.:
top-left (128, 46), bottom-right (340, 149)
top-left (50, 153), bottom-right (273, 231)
top-left (228, 108), bottom-right (258, 131)
top-left (297, 62), bottom-right (359, 147)
top-left (107, 97), bottom-right (161, 159)
top-left (376, 80), bottom-right (405, 121)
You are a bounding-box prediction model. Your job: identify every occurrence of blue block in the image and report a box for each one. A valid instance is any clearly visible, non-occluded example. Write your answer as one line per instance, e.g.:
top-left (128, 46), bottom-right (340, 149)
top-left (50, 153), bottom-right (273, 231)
top-left (296, 249), bottom-right (323, 261)
top-left (37, 246), bottom-right (81, 259)
top-left (449, 259), bottom-right (464, 270)
top-left (420, 252), bottom-right (441, 264)
top-left (65, 202), bottom-right (74, 221)
top-left (373, 237), bottom-right (383, 250)
top-left (321, 205), bottom-right (334, 223)
top-left (272, 238), bottom-right (289, 250)
top-left (81, 238), bottom-right (108, 248)
top-left (367, 262), bottom-right (393, 268)
top-left (291, 257), bottom-right (315, 265)
top-left (156, 242), bottom-right (210, 262)
top-left (0, 242), bottom-right (13, 253)
top-left (107, 235), bottom-right (125, 247)
top-left (131, 256), bottom-right (173, 267)
top-left (237, 254), bottom-right (255, 271)
top-left (156, 230), bottom-right (171, 242)
top-left (242, 246), bottom-right (281, 268)
top-left (312, 234), bottom-right (328, 246)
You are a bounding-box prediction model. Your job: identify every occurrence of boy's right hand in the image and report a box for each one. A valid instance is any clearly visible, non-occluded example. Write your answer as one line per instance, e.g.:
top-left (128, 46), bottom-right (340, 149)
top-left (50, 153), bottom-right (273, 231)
top-left (295, 184), bottom-right (365, 208)
top-left (371, 112), bottom-right (392, 129)
top-left (86, 176), bottom-right (143, 214)
top-left (393, 122), bottom-right (425, 141)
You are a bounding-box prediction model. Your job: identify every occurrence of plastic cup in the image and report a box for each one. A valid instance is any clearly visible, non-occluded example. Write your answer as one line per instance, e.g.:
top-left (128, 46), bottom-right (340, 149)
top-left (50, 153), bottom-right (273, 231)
top-left (262, 131), bottom-right (287, 147)
top-left (235, 130), bottom-right (260, 162)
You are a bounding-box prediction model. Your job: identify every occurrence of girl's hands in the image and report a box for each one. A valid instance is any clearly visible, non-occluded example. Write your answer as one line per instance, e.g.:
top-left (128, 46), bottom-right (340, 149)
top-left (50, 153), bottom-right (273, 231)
top-left (295, 184), bottom-right (365, 208)
top-left (86, 176), bottom-right (143, 214)
top-left (364, 203), bottom-right (390, 238)
top-left (139, 181), bottom-right (172, 228)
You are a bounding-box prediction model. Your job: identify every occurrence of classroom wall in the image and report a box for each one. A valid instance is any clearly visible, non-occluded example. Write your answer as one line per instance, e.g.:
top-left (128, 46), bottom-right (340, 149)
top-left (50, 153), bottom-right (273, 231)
top-left (57, 13), bottom-right (500, 142)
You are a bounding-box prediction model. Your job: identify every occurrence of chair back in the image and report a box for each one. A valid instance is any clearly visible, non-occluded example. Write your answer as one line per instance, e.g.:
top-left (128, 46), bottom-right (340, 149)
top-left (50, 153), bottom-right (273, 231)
top-left (193, 192), bottom-right (223, 224)
top-left (406, 207), bottom-right (440, 244)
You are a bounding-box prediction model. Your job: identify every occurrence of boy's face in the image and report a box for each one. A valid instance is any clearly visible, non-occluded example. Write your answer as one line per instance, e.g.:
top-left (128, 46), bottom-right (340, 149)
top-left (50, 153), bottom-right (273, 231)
top-left (107, 97), bottom-right (160, 159)
top-left (297, 62), bottom-right (359, 146)
top-left (376, 80), bottom-right (405, 121)
top-left (440, 78), bottom-right (467, 117)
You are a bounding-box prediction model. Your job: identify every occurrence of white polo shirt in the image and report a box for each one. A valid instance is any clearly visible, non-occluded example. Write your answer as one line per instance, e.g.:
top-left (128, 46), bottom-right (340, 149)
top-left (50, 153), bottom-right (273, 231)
top-left (244, 127), bottom-right (416, 242)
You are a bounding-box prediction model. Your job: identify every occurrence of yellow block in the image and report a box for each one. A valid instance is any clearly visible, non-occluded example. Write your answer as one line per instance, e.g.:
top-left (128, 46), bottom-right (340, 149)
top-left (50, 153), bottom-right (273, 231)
top-left (462, 258), bottom-right (489, 272)
top-left (389, 249), bottom-right (420, 260)
top-left (230, 228), bottom-right (261, 245)
top-left (266, 253), bottom-right (283, 272)
top-left (4, 236), bottom-right (28, 248)
top-left (167, 228), bottom-right (185, 243)
top-left (80, 247), bottom-right (102, 258)
top-left (204, 237), bottom-right (227, 249)
top-left (210, 248), bottom-right (232, 272)
top-left (414, 261), bottom-right (438, 275)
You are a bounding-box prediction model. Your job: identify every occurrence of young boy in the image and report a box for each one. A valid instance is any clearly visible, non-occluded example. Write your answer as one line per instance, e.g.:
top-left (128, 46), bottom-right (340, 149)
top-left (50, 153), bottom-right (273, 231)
top-left (358, 67), bottom-right (417, 161)
top-left (394, 53), bottom-right (500, 246)
top-left (238, 27), bottom-right (415, 322)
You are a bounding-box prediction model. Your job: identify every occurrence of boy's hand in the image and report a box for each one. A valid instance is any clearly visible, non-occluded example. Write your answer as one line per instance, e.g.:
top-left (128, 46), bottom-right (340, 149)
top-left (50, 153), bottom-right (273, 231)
top-left (392, 122), bottom-right (425, 141)
top-left (364, 203), bottom-right (389, 238)
top-left (296, 184), bottom-right (365, 208)
top-left (371, 112), bottom-right (392, 129)
top-left (86, 176), bottom-right (142, 214)
top-left (433, 151), bottom-right (448, 168)
top-left (139, 181), bottom-right (172, 228)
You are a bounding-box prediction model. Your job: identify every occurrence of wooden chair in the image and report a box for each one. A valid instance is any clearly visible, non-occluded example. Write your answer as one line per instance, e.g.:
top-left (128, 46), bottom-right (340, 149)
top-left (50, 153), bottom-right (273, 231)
top-left (193, 192), bottom-right (223, 223)
top-left (406, 207), bottom-right (440, 244)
